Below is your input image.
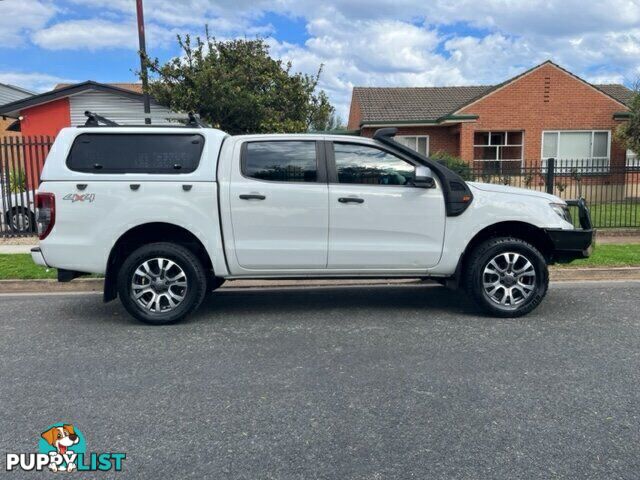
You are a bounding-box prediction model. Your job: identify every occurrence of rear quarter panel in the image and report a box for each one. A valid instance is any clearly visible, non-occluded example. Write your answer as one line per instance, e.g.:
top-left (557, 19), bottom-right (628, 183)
top-left (38, 181), bottom-right (223, 274)
top-left (37, 127), bottom-right (229, 276)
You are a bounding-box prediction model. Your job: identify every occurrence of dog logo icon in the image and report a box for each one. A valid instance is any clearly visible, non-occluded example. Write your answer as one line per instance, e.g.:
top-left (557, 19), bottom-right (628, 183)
top-left (40, 424), bottom-right (81, 472)
top-left (5, 422), bottom-right (125, 473)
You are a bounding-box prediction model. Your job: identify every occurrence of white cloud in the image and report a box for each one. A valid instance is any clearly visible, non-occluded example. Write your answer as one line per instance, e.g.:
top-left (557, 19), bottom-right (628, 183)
top-left (0, 72), bottom-right (76, 92)
top-left (0, 0), bottom-right (57, 44)
top-left (268, 15), bottom-right (471, 118)
top-left (32, 19), bottom-right (180, 50)
top-left (7, 0), bottom-right (640, 119)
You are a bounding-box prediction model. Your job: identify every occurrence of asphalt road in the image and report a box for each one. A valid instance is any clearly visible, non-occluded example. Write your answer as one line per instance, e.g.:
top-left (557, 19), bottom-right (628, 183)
top-left (1, 281), bottom-right (639, 479)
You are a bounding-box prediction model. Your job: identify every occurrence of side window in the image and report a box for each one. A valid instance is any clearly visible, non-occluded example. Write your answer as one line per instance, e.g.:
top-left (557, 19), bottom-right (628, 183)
top-left (243, 141), bottom-right (317, 182)
top-left (67, 133), bottom-right (204, 174)
top-left (333, 143), bottom-right (415, 185)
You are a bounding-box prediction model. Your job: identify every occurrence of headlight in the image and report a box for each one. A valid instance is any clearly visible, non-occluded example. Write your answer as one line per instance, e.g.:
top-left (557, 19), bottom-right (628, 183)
top-left (550, 202), bottom-right (573, 224)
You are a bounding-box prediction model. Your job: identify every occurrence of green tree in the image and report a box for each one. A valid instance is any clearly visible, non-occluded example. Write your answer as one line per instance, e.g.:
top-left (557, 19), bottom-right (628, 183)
top-left (143, 31), bottom-right (334, 134)
top-left (616, 82), bottom-right (640, 155)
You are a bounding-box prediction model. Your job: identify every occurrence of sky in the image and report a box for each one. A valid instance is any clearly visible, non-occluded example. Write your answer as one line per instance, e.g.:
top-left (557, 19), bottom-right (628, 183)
top-left (0, 0), bottom-right (639, 120)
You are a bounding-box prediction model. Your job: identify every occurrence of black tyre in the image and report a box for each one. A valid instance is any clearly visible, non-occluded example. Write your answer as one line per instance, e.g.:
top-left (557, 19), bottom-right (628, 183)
top-left (117, 242), bottom-right (208, 325)
top-left (7, 207), bottom-right (35, 233)
top-left (464, 237), bottom-right (549, 318)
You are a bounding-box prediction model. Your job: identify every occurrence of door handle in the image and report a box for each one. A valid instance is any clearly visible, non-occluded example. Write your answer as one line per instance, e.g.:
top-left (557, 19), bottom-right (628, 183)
top-left (239, 194), bottom-right (266, 200)
top-left (338, 197), bottom-right (364, 204)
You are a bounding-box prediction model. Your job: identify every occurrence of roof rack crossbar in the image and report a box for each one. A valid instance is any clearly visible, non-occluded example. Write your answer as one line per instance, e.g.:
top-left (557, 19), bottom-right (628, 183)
top-left (186, 112), bottom-right (208, 128)
top-left (84, 111), bottom-right (119, 127)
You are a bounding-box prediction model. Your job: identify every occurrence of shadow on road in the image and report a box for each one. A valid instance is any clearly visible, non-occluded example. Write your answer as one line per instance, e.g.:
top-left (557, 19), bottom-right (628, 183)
top-left (194, 284), bottom-right (479, 321)
top-left (50, 284), bottom-right (481, 326)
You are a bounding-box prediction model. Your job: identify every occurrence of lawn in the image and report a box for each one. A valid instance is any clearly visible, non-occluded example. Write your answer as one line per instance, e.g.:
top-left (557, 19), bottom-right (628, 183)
top-left (1, 245), bottom-right (640, 280)
top-left (0, 254), bottom-right (58, 280)
top-left (556, 243), bottom-right (640, 268)
top-left (576, 203), bottom-right (640, 228)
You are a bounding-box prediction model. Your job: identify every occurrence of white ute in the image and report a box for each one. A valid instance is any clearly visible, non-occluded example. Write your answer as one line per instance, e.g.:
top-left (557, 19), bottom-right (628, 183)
top-left (31, 116), bottom-right (594, 324)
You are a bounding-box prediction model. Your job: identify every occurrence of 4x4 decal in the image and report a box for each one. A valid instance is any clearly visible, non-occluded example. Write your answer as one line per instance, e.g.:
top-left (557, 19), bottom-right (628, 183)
top-left (63, 193), bottom-right (96, 203)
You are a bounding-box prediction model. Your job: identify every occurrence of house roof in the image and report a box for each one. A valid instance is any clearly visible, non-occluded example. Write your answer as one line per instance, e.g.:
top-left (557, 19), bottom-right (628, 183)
top-left (0, 83), bottom-right (35, 96)
top-left (352, 61), bottom-right (635, 126)
top-left (352, 86), bottom-right (493, 124)
top-left (54, 82), bottom-right (143, 94)
top-left (595, 84), bottom-right (636, 106)
top-left (0, 81), bottom-right (150, 118)
top-left (0, 83), bottom-right (34, 108)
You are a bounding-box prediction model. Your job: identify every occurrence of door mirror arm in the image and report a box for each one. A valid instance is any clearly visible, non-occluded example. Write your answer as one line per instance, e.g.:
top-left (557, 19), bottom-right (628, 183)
top-left (411, 176), bottom-right (436, 189)
top-left (411, 166), bottom-right (436, 189)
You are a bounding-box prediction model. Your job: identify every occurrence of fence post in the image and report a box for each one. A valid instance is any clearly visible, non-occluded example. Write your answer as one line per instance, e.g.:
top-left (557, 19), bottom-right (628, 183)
top-left (546, 157), bottom-right (555, 194)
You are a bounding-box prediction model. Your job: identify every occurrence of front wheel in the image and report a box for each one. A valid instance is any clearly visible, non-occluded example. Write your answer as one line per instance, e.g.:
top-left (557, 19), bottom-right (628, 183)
top-left (464, 237), bottom-right (549, 318)
top-left (117, 242), bottom-right (208, 325)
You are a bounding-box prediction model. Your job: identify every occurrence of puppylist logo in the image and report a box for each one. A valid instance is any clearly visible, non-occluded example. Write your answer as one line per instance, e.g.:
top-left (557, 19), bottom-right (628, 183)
top-left (5, 423), bottom-right (125, 473)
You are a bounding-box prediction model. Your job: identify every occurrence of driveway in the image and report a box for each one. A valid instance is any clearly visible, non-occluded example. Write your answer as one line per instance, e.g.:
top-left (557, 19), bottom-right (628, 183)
top-left (1, 281), bottom-right (639, 479)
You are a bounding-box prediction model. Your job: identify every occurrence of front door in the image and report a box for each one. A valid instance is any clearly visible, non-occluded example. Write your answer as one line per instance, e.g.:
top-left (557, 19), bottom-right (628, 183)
top-left (229, 140), bottom-right (328, 270)
top-left (327, 142), bottom-right (446, 270)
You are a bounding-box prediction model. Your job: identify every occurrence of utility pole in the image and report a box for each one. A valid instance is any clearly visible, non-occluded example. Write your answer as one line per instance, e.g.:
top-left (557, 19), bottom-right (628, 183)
top-left (136, 0), bottom-right (151, 124)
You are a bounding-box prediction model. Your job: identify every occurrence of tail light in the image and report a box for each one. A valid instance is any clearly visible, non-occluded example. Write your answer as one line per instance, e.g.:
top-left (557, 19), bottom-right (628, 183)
top-left (36, 192), bottom-right (55, 240)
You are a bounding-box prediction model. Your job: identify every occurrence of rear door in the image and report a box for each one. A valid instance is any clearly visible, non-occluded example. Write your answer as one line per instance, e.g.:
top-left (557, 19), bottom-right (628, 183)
top-left (228, 140), bottom-right (329, 270)
top-left (327, 141), bottom-right (445, 269)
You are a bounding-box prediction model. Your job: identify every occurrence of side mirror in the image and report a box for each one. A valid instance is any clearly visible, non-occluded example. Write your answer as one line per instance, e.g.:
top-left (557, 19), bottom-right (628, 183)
top-left (412, 165), bottom-right (436, 188)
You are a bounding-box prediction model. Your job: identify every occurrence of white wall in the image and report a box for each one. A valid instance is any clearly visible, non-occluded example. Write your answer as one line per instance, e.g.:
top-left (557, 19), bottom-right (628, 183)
top-left (69, 90), bottom-right (187, 126)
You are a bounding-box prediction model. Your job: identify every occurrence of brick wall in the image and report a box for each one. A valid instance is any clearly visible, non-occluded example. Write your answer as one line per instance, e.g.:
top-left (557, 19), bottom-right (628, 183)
top-left (360, 125), bottom-right (461, 156)
top-left (458, 63), bottom-right (628, 167)
top-left (347, 94), bottom-right (361, 131)
top-left (0, 117), bottom-right (20, 136)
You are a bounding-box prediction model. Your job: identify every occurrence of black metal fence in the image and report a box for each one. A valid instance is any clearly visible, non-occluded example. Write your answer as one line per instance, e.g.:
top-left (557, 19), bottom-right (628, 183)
top-left (0, 136), bottom-right (53, 237)
top-left (469, 158), bottom-right (640, 228)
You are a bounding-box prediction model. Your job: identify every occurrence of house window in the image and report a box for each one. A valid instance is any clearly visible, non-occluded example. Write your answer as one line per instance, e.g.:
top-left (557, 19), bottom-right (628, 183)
top-left (473, 131), bottom-right (524, 174)
top-left (627, 149), bottom-right (639, 169)
top-left (542, 131), bottom-right (610, 173)
top-left (396, 136), bottom-right (429, 156)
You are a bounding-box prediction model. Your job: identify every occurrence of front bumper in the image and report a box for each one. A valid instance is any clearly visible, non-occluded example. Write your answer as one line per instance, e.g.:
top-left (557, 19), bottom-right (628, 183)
top-left (545, 198), bottom-right (595, 263)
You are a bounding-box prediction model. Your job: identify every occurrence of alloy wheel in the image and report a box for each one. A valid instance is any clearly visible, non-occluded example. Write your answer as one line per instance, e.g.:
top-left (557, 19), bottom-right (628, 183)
top-left (482, 252), bottom-right (537, 309)
top-left (131, 257), bottom-right (188, 313)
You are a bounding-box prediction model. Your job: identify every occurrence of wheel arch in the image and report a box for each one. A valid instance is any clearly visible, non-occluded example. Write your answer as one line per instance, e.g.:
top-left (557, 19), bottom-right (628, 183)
top-left (103, 222), bottom-right (214, 302)
top-left (452, 221), bottom-right (555, 288)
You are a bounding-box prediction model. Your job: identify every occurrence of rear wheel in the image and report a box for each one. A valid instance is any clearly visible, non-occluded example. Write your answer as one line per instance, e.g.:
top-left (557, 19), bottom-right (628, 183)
top-left (117, 242), bottom-right (208, 325)
top-left (7, 207), bottom-right (35, 233)
top-left (464, 237), bottom-right (549, 318)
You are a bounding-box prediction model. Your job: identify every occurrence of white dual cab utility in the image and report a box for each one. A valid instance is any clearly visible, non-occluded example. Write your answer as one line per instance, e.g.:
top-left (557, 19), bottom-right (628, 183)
top-left (31, 121), bottom-right (594, 324)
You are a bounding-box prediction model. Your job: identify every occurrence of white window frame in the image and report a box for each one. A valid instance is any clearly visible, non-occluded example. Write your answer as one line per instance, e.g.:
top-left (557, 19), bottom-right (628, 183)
top-left (627, 149), bottom-right (639, 169)
top-left (541, 130), bottom-right (611, 173)
top-left (396, 135), bottom-right (429, 156)
top-left (472, 131), bottom-right (524, 163)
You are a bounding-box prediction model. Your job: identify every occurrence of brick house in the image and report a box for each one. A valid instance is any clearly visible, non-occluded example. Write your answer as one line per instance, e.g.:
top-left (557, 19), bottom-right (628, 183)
top-left (348, 61), bottom-right (635, 176)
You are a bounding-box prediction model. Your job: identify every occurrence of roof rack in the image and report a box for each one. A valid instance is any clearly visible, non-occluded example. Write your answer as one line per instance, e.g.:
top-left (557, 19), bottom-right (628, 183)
top-left (186, 112), bottom-right (208, 128)
top-left (81, 110), bottom-right (209, 128)
top-left (84, 111), bottom-right (119, 127)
